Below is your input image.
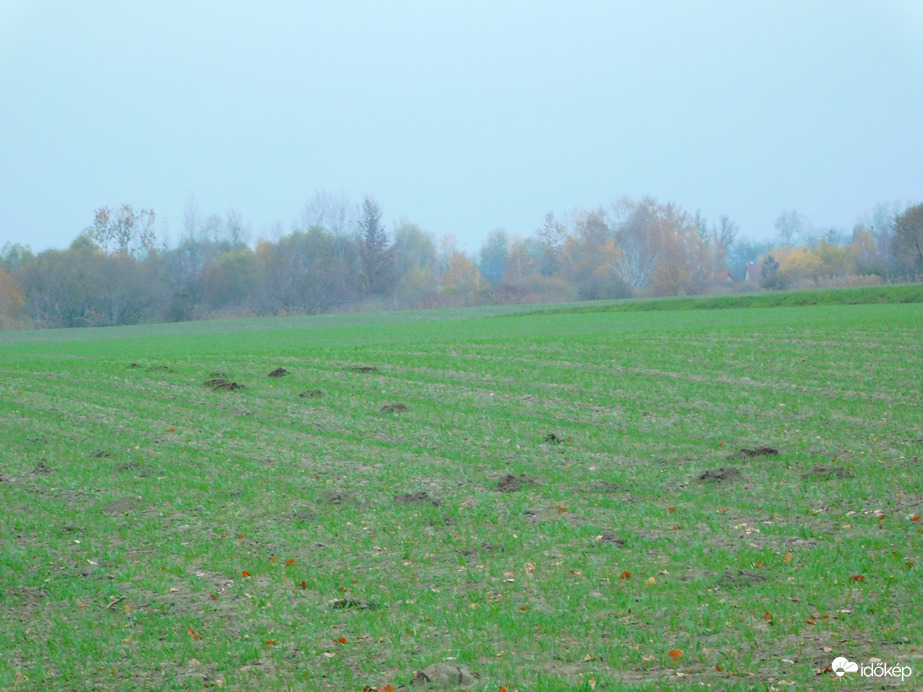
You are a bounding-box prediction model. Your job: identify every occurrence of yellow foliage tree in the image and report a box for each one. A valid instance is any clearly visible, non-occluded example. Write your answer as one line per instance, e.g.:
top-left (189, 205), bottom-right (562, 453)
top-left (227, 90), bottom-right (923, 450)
top-left (0, 269), bottom-right (24, 327)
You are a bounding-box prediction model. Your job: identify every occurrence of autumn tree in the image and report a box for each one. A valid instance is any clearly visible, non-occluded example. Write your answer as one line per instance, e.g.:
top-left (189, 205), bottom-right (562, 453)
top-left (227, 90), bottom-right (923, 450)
top-left (357, 196), bottom-right (393, 296)
top-left (478, 229), bottom-right (509, 285)
top-left (892, 202), bottom-right (923, 272)
top-left (0, 268), bottom-right (24, 327)
top-left (392, 222), bottom-right (438, 307)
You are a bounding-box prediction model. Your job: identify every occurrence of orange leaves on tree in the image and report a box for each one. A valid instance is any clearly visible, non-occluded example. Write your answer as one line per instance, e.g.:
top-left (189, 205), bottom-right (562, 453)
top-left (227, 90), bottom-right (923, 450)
top-left (668, 649), bottom-right (683, 661)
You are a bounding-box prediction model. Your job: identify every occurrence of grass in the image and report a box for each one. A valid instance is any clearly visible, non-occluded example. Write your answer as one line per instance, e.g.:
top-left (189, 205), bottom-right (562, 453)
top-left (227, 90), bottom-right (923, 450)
top-left (1, 298), bottom-right (921, 690)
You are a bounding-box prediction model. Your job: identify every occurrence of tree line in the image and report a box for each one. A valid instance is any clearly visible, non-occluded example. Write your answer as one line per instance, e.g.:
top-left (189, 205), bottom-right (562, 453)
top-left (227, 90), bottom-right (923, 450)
top-left (1, 194), bottom-right (921, 330)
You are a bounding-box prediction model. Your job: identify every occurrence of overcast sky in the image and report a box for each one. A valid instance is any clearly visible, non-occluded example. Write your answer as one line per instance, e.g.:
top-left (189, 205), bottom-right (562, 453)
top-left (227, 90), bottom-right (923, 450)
top-left (1, 1), bottom-right (921, 253)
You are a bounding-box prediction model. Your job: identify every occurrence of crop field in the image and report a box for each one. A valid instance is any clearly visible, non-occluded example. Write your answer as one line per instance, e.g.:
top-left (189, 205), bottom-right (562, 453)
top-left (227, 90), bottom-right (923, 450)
top-left (1, 300), bottom-right (921, 690)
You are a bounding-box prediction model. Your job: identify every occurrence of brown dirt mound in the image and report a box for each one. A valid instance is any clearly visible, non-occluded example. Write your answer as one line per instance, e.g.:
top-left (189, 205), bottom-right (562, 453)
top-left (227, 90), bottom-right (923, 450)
top-left (697, 467), bottom-right (743, 483)
top-left (349, 365), bottom-right (379, 373)
top-left (595, 531), bottom-right (626, 547)
top-left (268, 367), bottom-right (288, 377)
top-left (204, 378), bottom-right (245, 391)
top-left (728, 446), bottom-right (779, 460)
top-left (32, 461), bottom-right (53, 474)
top-left (802, 465), bottom-right (852, 480)
top-left (496, 474), bottom-right (535, 493)
top-left (394, 491), bottom-right (440, 506)
top-left (544, 433), bottom-right (562, 444)
top-left (299, 389), bottom-right (323, 398)
top-left (380, 403), bottom-right (408, 413)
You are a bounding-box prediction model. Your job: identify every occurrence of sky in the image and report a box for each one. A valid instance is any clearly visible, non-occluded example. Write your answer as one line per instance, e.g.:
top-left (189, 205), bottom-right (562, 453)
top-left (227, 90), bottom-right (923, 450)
top-left (1, 0), bottom-right (921, 254)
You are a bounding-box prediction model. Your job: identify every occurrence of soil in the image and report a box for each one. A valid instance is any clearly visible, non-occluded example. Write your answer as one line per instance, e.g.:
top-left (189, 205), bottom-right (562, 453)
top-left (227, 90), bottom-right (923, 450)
top-left (268, 367), bottom-right (288, 377)
top-left (100, 498), bottom-right (142, 515)
top-left (728, 446), bottom-right (779, 460)
top-left (394, 491), bottom-right (440, 506)
top-left (322, 490), bottom-right (349, 505)
top-left (697, 467), bottom-right (743, 483)
top-left (495, 473), bottom-right (535, 493)
top-left (595, 531), bottom-right (626, 547)
top-left (802, 465), bottom-right (852, 480)
top-left (349, 365), bottom-right (379, 373)
top-left (299, 390), bottom-right (323, 398)
top-left (32, 460), bottom-right (53, 474)
top-left (204, 378), bottom-right (245, 391)
top-left (544, 433), bottom-right (561, 444)
top-left (380, 403), bottom-right (408, 413)
top-left (719, 567), bottom-right (767, 588)
top-left (411, 663), bottom-right (478, 688)
top-left (330, 598), bottom-right (374, 610)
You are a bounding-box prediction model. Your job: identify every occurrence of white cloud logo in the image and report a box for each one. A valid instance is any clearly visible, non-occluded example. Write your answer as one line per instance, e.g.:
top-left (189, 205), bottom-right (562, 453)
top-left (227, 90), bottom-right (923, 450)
top-left (832, 657), bottom-right (859, 677)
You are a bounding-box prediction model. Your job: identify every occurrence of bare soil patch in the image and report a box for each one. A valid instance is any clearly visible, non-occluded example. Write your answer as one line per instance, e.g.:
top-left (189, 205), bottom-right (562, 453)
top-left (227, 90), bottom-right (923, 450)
top-left (495, 473), bottom-right (535, 493)
top-left (697, 467), bottom-right (743, 483)
top-left (412, 662), bottom-right (478, 688)
top-left (268, 367), bottom-right (288, 377)
top-left (380, 403), bottom-right (408, 413)
top-left (204, 378), bottom-right (245, 391)
top-left (394, 491), bottom-right (440, 506)
top-left (802, 464), bottom-right (852, 480)
top-left (349, 365), bottom-right (379, 373)
top-left (299, 389), bottom-right (323, 398)
top-left (727, 446), bottom-right (779, 460)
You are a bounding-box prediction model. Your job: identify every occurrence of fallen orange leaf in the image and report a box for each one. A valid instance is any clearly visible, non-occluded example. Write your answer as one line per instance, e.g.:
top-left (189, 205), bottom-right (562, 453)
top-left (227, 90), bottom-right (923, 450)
top-left (286, 559), bottom-right (297, 566)
top-left (668, 649), bottom-right (683, 661)
top-left (763, 611), bottom-right (772, 622)
top-left (556, 505), bottom-right (568, 513)
top-left (850, 575), bottom-right (866, 582)
top-left (619, 571), bottom-right (631, 580)
top-left (188, 627), bottom-right (201, 640)
top-left (668, 507), bottom-right (675, 514)
top-left (209, 593), bottom-right (218, 600)
top-left (241, 571), bottom-right (251, 577)
top-left (783, 552), bottom-right (793, 563)
top-left (237, 533), bottom-right (245, 539)
top-left (912, 515), bottom-right (921, 521)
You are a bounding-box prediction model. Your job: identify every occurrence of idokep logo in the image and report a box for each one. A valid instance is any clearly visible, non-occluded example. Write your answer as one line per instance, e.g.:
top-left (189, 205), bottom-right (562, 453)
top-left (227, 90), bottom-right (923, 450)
top-left (832, 656), bottom-right (913, 682)
top-left (831, 657), bottom-right (858, 677)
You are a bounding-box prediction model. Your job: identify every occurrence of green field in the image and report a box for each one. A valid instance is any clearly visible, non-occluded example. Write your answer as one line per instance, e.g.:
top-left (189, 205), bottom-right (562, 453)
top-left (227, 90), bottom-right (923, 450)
top-left (1, 299), bottom-right (921, 690)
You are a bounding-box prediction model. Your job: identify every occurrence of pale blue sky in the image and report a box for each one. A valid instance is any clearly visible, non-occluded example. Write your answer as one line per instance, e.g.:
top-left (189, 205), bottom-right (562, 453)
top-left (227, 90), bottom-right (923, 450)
top-left (2, 1), bottom-right (921, 252)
